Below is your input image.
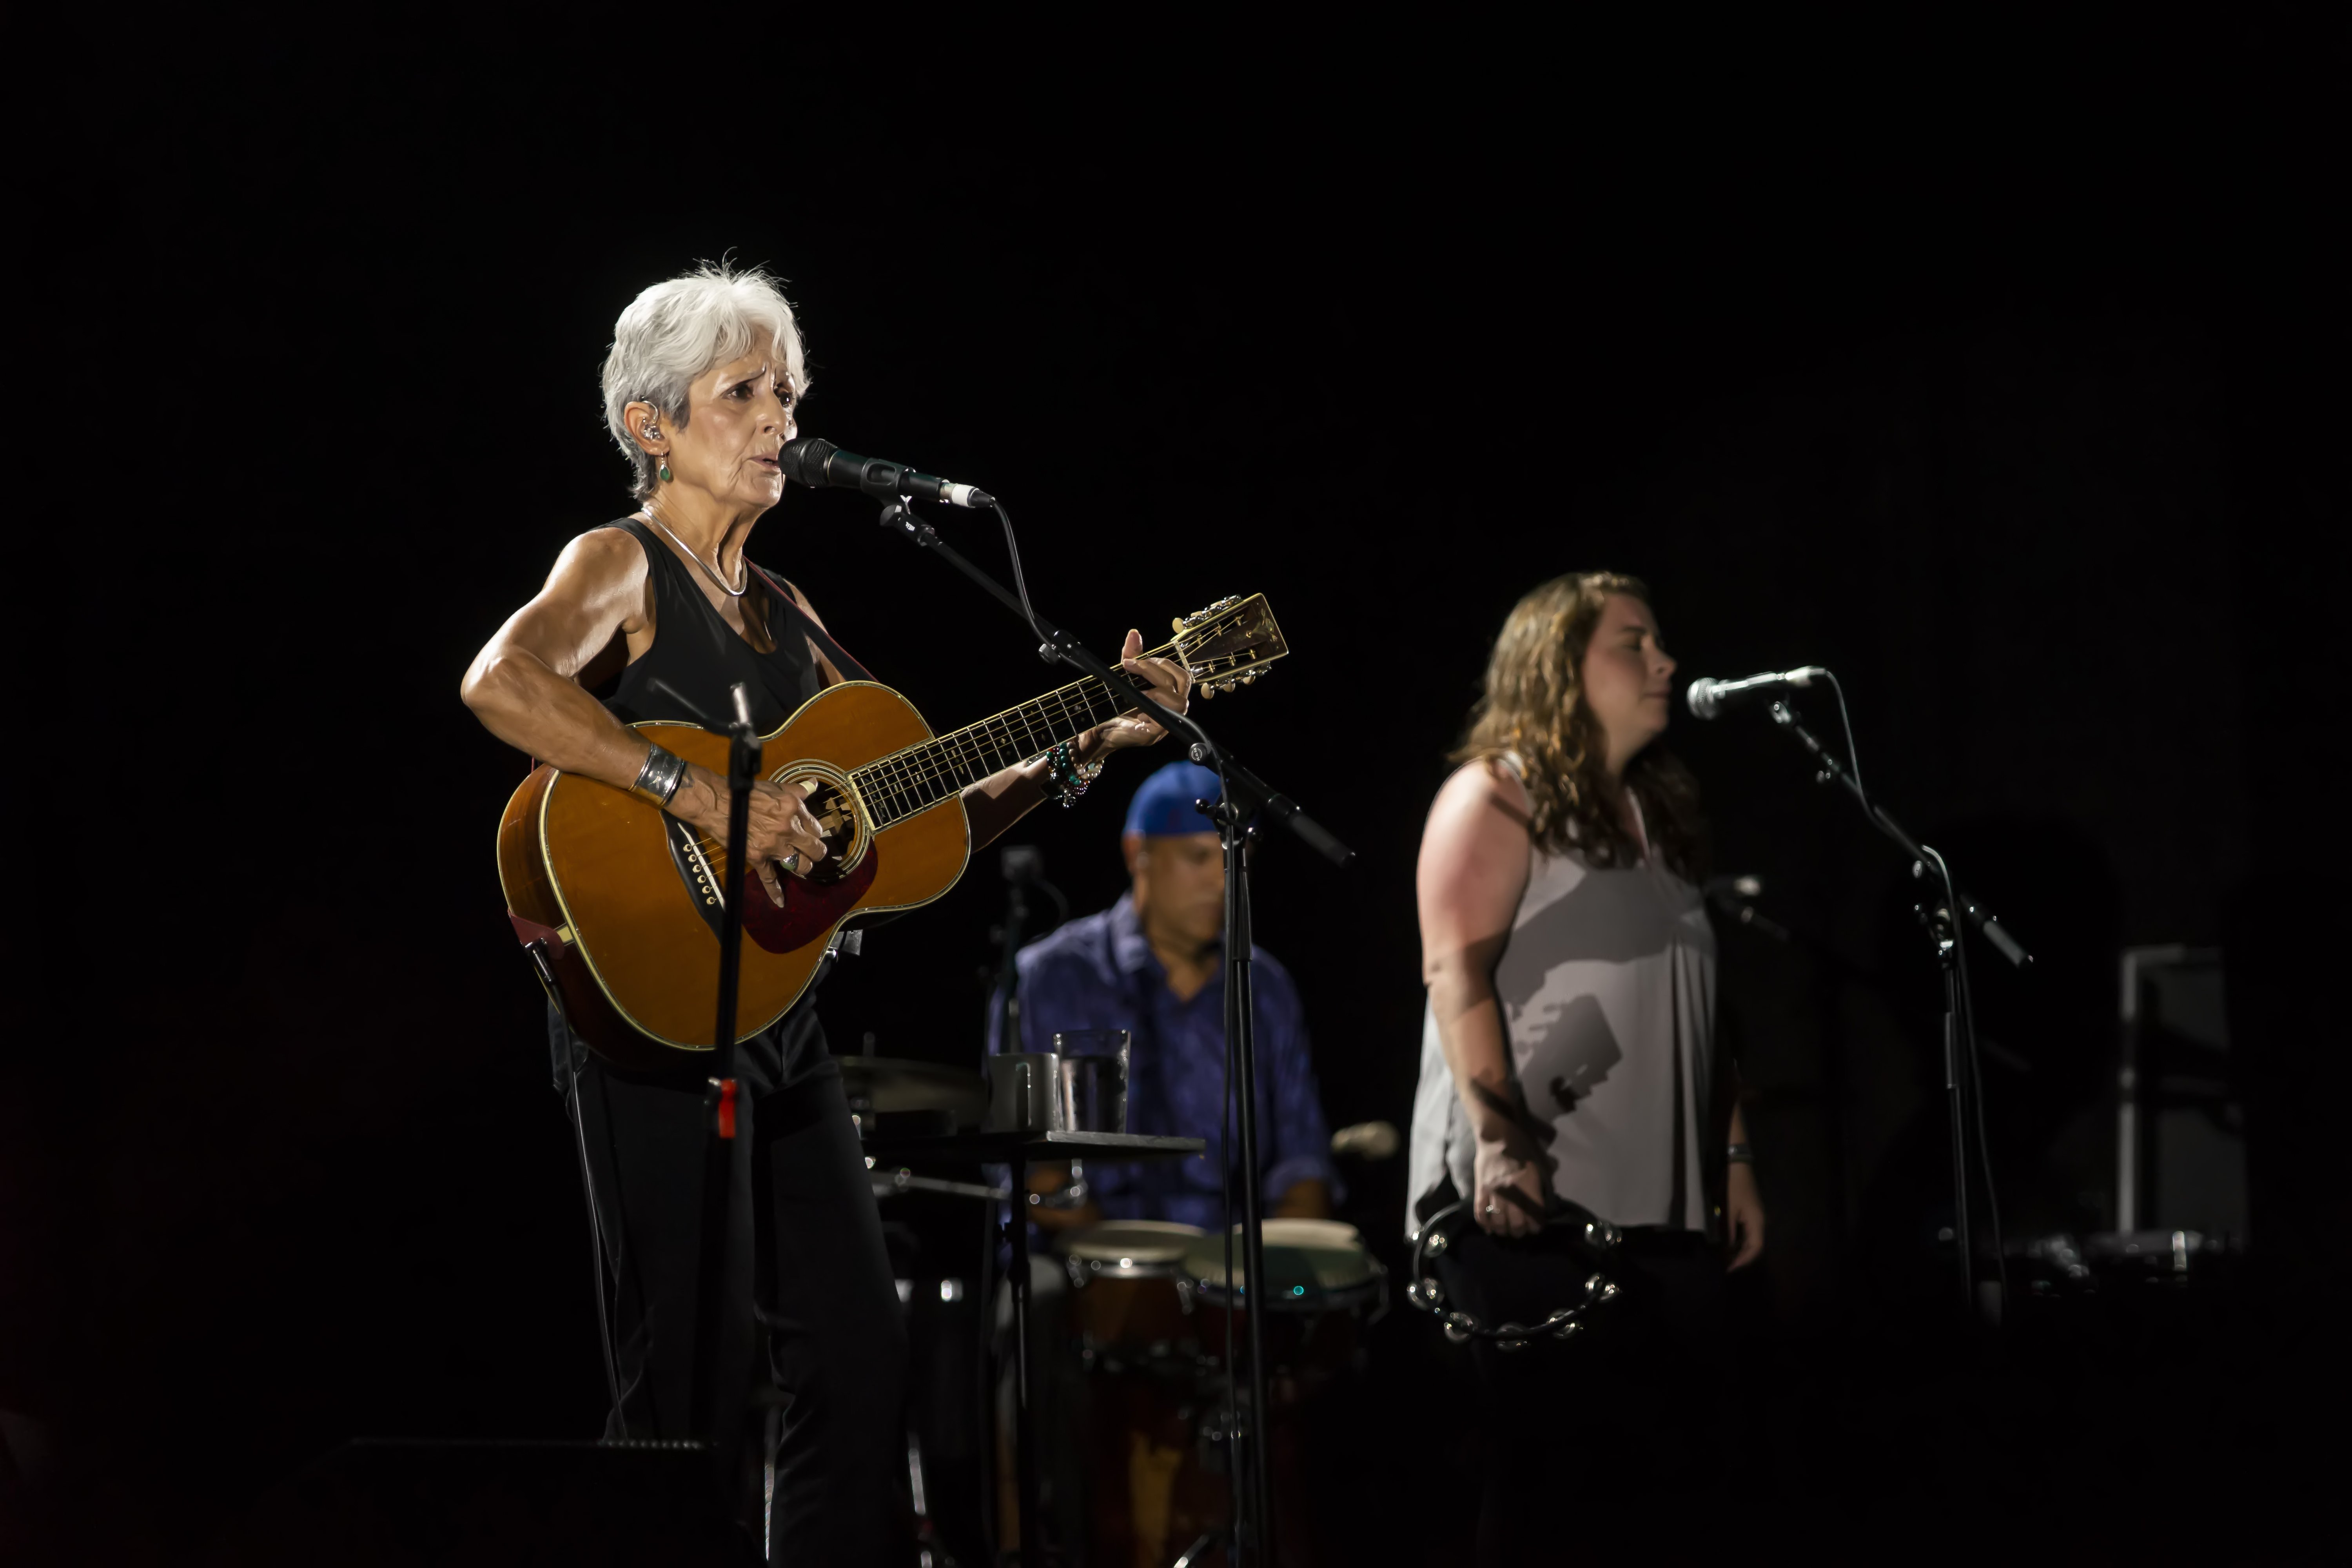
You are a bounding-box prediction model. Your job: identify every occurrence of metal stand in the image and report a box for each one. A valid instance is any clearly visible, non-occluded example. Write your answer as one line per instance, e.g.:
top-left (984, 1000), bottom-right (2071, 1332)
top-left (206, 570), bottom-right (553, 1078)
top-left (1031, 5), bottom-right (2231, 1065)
top-left (687, 682), bottom-right (760, 1440)
top-left (1767, 698), bottom-right (2027, 1317)
top-left (863, 1130), bottom-right (1205, 1566)
top-left (869, 495), bottom-right (1351, 1565)
top-left (1207, 782), bottom-right (1272, 1556)
top-left (1004, 1147), bottom-right (1040, 1563)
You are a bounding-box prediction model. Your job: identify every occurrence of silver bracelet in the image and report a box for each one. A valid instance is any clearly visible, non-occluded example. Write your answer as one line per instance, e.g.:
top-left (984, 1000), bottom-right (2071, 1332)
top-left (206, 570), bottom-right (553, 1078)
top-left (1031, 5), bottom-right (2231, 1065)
top-left (1726, 1142), bottom-right (1755, 1165)
top-left (630, 745), bottom-right (689, 809)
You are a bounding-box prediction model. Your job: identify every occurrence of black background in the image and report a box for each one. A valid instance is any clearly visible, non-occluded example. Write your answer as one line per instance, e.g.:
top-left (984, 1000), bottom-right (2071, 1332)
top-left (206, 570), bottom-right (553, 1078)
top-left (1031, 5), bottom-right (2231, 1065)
top-left (8, 9), bottom-right (2345, 1561)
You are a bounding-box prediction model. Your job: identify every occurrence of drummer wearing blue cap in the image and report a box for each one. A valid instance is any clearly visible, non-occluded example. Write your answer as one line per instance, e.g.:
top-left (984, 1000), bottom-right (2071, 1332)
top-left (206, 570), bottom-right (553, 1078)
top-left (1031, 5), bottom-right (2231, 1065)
top-left (988, 759), bottom-right (1338, 1225)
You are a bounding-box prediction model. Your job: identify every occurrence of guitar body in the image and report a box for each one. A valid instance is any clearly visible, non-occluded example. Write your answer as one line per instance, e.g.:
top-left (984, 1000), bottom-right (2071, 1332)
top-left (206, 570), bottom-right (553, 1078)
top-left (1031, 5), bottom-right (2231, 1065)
top-left (499, 680), bottom-right (969, 1070)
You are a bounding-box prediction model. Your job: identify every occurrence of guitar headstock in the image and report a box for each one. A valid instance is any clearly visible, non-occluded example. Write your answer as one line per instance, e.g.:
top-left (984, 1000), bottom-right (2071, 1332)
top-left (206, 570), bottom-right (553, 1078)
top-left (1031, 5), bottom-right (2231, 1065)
top-left (1166, 593), bottom-right (1289, 698)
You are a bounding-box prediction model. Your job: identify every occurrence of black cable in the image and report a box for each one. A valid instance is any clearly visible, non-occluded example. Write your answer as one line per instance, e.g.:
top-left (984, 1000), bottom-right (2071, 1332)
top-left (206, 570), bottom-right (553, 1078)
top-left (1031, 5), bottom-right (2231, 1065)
top-left (992, 501), bottom-right (1053, 651)
top-left (1033, 874), bottom-right (1071, 928)
top-left (1919, 844), bottom-right (2009, 1314)
top-left (566, 1060), bottom-right (627, 1435)
top-left (1947, 870), bottom-right (2010, 1314)
top-left (1822, 670), bottom-right (1869, 807)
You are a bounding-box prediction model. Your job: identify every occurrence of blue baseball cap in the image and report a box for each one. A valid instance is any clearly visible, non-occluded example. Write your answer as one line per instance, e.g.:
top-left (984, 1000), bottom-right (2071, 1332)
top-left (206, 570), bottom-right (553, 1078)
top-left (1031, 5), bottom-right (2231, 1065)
top-left (1123, 760), bottom-right (1222, 838)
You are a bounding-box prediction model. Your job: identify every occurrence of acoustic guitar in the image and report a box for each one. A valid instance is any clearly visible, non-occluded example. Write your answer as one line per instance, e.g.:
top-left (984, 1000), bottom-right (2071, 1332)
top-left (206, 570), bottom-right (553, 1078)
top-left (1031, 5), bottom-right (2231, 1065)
top-left (500, 594), bottom-right (1289, 1069)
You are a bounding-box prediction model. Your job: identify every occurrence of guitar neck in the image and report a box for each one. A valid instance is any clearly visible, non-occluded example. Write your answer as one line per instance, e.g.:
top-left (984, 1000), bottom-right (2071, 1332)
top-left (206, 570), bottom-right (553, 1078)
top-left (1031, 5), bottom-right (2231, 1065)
top-left (851, 661), bottom-right (1161, 828)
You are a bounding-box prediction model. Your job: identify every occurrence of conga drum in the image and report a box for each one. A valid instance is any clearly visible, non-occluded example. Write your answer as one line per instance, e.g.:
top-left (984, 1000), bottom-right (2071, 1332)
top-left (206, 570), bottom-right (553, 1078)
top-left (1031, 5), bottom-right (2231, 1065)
top-left (1061, 1220), bottom-right (1206, 1370)
top-left (1182, 1218), bottom-right (1387, 1396)
top-left (1057, 1221), bottom-right (1220, 1567)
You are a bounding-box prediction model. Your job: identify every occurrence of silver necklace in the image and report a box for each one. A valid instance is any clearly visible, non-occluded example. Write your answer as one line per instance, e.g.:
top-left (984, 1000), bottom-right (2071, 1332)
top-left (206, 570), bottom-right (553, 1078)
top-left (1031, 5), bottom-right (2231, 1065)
top-left (639, 511), bottom-right (748, 597)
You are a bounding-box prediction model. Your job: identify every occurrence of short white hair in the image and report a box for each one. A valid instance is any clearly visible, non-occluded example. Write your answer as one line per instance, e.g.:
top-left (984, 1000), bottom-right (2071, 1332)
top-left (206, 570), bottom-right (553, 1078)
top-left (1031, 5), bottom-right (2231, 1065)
top-left (600, 260), bottom-right (810, 499)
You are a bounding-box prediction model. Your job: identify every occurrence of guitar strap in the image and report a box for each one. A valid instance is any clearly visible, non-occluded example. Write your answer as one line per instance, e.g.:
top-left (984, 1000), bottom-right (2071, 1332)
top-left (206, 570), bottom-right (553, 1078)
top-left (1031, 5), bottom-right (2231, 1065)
top-left (751, 565), bottom-right (875, 684)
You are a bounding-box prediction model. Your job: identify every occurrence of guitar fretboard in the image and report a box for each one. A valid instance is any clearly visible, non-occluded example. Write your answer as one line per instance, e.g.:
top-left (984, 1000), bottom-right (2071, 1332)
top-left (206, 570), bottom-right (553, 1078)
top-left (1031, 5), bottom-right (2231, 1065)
top-left (850, 666), bottom-right (1155, 827)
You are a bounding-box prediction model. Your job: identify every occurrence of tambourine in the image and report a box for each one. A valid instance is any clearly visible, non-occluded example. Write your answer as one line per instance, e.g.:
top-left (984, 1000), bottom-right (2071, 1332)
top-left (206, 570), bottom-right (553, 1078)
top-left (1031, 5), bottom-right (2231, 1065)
top-left (1405, 1196), bottom-right (1624, 1350)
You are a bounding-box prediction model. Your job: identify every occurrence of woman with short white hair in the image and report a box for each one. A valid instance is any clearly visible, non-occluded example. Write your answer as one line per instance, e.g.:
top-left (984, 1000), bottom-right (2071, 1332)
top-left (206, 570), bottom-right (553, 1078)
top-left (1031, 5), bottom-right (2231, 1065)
top-left (461, 260), bottom-right (1190, 1561)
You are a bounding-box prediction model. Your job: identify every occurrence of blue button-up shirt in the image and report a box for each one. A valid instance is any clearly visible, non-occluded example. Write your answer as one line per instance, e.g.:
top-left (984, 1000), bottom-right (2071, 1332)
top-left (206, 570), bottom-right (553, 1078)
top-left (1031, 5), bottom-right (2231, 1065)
top-left (987, 895), bottom-right (1337, 1227)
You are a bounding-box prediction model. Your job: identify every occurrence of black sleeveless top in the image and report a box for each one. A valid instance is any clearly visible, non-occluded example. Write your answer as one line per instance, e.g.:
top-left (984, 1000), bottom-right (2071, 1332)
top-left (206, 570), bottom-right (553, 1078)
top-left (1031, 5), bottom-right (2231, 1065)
top-left (600, 517), bottom-right (863, 732)
top-left (584, 517), bottom-right (874, 1090)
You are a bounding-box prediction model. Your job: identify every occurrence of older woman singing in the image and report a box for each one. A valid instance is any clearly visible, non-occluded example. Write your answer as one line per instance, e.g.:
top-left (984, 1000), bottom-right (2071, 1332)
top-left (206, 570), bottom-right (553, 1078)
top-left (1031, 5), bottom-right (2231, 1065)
top-left (460, 261), bottom-right (1189, 1562)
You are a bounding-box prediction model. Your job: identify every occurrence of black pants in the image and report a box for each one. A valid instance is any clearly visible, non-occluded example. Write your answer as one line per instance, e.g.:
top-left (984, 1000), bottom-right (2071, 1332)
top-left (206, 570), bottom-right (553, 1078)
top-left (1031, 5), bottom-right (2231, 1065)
top-left (561, 1011), bottom-right (911, 1564)
top-left (1432, 1225), bottom-right (1728, 1565)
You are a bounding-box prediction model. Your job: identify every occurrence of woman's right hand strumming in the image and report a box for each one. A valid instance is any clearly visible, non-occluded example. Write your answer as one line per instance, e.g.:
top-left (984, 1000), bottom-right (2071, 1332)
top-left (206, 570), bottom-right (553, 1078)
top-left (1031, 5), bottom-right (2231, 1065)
top-left (668, 766), bottom-right (830, 906)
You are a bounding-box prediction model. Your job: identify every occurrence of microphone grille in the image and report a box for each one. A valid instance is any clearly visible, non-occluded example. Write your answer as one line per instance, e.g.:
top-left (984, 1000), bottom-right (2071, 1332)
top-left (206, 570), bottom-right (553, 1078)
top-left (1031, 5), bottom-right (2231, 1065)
top-left (778, 436), bottom-right (837, 486)
top-left (1686, 679), bottom-right (1722, 720)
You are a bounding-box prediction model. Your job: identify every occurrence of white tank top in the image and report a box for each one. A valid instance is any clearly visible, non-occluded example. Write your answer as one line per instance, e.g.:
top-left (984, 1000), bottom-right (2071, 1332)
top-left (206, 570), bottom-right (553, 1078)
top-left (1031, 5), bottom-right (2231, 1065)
top-left (1407, 760), bottom-right (1718, 1239)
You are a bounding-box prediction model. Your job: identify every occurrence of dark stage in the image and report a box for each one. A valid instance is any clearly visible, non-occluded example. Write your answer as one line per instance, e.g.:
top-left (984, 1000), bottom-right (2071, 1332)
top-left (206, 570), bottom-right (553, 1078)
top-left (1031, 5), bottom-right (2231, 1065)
top-left (7, 11), bottom-right (2345, 1564)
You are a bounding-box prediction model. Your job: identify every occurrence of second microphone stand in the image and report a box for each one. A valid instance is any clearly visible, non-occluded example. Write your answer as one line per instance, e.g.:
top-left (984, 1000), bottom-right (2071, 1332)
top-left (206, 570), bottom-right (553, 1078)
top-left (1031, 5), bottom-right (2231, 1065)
top-left (1766, 697), bottom-right (2028, 1318)
top-left (875, 496), bottom-right (1352, 1567)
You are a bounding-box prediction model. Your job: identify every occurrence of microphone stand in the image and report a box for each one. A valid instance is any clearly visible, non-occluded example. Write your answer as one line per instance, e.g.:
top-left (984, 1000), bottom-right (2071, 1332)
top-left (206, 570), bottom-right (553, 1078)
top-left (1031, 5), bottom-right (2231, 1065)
top-left (1766, 698), bottom-right (2027, 1319)
top-left (874, 496), bottom-right (1352, 1567)
top-left (685, 682), bottom-right (758, 1443)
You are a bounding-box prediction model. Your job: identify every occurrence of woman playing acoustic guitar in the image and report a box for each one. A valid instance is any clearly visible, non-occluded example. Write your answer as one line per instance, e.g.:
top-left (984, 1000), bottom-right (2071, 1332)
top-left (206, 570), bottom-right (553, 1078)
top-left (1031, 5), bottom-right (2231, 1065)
top-left (459, 260), bottom-right (1190, 1563)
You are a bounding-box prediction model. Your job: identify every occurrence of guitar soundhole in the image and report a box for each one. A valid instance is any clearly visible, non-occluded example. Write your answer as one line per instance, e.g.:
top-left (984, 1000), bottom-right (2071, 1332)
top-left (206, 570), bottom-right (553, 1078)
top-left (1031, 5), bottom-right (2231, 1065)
top-left (782, 773), bottom-right (864, 886)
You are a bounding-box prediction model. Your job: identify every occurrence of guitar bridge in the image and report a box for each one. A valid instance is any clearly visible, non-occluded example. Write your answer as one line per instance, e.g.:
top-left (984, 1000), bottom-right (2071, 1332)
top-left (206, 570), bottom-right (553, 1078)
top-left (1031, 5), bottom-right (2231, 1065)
top-left (666, 818), bottom-right (728, 940)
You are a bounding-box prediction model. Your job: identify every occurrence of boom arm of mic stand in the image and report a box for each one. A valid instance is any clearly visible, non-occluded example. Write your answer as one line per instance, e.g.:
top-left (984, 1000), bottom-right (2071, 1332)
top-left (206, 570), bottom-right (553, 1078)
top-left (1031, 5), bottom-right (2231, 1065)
top-left (876, 499), bottom-right (1355, 866)
top-left (1766, 702), bottom-right (2032, 968)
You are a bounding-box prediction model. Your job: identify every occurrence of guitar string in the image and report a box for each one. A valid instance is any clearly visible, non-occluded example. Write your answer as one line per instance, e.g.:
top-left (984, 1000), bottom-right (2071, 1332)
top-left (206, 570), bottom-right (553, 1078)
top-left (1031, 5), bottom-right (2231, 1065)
top-left (861, 659), bottom-right (1225, 800)
top-left (855, 683), bottom-right (1114, 798)
top-left (844, 621), bottom-right (1255, 802)
top-left (847, 625), bottom-right (1261, 799)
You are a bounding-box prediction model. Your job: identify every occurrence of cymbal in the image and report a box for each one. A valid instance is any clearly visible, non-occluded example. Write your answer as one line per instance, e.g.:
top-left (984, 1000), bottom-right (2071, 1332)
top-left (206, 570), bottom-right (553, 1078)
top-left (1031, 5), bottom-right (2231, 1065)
top-left (838, 1056), bottom-right (988, 1122)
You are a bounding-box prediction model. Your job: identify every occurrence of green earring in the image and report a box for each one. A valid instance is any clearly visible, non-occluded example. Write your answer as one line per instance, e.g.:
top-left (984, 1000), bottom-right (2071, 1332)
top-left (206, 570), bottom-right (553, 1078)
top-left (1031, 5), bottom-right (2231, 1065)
top-left (657, 458), bottom-right (672, 483)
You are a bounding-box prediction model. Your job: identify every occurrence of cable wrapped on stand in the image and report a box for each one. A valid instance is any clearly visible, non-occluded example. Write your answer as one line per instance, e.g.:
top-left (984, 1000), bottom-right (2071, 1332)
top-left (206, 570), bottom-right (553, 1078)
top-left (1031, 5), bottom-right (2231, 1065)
top-left (1405, 1198), bottom-right (1626, 1350)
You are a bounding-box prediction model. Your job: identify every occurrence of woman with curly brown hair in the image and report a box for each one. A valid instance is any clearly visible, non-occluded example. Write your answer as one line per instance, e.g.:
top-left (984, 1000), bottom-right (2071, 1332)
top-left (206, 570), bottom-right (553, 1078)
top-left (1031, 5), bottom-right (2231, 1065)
top-left (1407, 572), bottom-right (1762, 1560)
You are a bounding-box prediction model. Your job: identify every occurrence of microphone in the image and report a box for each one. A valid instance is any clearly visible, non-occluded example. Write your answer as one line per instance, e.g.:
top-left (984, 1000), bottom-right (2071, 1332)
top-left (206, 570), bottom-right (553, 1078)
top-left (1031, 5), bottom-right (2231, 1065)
top-left (1685, 666), bottom-right (1828, 720)
top-left (1330, 1121), bottom-right (1401, 1161)
top-left (779, 437), bottom-right (995, 509)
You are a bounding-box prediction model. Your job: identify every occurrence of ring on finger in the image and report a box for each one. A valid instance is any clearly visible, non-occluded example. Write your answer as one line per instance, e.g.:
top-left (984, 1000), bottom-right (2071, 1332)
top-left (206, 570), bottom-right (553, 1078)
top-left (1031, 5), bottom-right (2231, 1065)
top-left (782, 852), bottom-right (801, 873)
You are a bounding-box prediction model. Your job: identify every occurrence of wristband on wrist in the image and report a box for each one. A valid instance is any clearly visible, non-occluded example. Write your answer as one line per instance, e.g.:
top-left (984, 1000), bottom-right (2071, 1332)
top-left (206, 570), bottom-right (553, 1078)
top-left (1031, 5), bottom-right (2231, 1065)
top-left (630, 745), bottom-right (690, 809)
top-left (1036, 740), bottom-right (1104, 808)
top-left (1725, 1142), bottom-right (1755, 1166)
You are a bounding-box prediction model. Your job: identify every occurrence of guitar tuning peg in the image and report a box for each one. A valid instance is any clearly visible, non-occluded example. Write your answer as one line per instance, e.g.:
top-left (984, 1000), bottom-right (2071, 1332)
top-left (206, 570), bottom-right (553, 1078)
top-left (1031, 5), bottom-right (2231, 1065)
top-left (1198, 683), bottom-right (1216, 699)
top-left (1241, 672), bottom-right (1257, 685)
top-left (1172, 617), bottom-right (1187, 633)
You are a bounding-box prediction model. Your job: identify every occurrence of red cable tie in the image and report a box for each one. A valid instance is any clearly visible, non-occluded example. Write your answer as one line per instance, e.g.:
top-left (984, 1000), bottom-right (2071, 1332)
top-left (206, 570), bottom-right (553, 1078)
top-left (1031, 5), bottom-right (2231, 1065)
top-left (717, 1078), bottom-right (739, 1140)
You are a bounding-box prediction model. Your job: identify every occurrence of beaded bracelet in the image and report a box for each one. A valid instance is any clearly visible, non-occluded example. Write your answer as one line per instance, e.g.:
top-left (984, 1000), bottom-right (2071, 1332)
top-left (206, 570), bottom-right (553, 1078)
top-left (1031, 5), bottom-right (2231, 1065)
top-left (1038, 740), bottom-right (1106, 807)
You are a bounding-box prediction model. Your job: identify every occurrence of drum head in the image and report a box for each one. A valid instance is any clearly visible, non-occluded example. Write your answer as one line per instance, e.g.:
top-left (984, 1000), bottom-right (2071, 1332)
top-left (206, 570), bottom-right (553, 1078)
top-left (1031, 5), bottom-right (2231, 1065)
top-left (1063, 1220), bottom-right (1207, 1269)
top-left (1184, 1219), bottom-right (1376, 1303)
